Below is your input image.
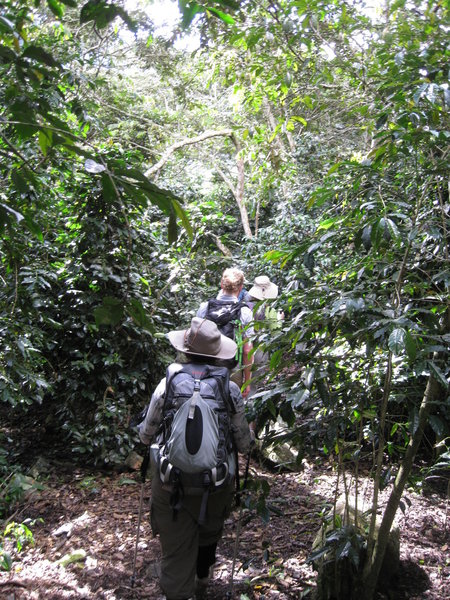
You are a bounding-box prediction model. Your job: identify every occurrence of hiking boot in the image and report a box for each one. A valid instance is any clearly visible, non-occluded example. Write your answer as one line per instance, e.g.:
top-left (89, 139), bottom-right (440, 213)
top-left (195, 565), bottom-right (214, 597)
top-left (146, 560), bottom-right (161, 579)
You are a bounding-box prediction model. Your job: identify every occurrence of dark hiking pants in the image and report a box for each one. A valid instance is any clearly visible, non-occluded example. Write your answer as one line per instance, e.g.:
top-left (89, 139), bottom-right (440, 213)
top-left (150, 475), bottom-right (234, 600)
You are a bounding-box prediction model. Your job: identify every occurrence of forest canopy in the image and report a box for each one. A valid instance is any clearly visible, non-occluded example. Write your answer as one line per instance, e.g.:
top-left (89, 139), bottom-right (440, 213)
top-left (0, 0), bottom-right (448, 598)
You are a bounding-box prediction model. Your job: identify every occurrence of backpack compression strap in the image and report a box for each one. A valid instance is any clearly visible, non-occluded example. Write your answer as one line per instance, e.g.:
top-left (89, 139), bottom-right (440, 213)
top-left (234, 324), bottom-right (244, 366)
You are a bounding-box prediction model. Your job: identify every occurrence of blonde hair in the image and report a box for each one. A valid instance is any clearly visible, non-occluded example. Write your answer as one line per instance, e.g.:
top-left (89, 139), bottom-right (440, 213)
top-left (221, 268), bottom-right (244, 294)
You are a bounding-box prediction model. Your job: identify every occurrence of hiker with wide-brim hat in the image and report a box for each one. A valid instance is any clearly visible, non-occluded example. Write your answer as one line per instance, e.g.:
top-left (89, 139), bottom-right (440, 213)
top-left (246, 276), bottom-right (283, 431)
top-left (137, 317), bottom-right (252, 600)
top-left (167, 316), bottom-right (237, 360)
top-left (248, 275), bottom-right (279, 300)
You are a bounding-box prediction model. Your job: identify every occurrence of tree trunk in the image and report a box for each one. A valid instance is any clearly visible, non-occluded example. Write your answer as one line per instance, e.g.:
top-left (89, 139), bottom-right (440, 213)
top-left (145, 128), bottom-right (253, 238)
top-left (361, 372), bottom-right (443, 599)
top-left (216, 134), bottom-right (253, 238)
top-left (234, 148), bottom-right (253, 238)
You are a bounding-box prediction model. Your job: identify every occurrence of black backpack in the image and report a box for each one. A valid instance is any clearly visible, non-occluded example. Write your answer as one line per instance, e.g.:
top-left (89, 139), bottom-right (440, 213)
top-left (204, 299), bottom-right (247, 366)
top-left (155, 363), bottom-right (236, 523)
top-left (204, 299), bottom-right (246, 340)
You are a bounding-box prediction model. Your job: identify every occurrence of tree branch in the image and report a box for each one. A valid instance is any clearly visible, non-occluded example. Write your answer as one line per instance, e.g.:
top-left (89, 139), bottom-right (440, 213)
top-left (215, 164), bottom-right (237, 199)
top-left (144, 129), bottom-right (233, 178)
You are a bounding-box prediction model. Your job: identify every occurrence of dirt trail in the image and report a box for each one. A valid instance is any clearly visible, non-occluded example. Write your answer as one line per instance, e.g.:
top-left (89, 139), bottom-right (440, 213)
top-left (1, 457), bottom-right (448, 599)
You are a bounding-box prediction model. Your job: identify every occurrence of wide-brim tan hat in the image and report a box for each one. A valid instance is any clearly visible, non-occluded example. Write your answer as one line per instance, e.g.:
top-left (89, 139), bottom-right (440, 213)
top-left (249, 275), bottom-right (278, 300)
top-left (167, 317), bottom-right (237, 360)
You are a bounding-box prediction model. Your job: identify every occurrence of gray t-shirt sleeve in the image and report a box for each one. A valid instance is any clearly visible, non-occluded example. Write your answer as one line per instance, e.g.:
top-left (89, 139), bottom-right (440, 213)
top-left (137, 378), bottom-right (166, 445)
top-left (197, 301), bottom-right (208, 318)
top-left (240, 305), bottom-right (254, 338)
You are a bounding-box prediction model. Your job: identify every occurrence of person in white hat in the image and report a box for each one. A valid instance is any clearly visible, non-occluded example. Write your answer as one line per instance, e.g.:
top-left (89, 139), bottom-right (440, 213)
top-left (248, 275), bottom-right (279, 301)
top-left (246, 276), bottom-right (283, 429)
top-left (137, 317), bottom-right (252, 600)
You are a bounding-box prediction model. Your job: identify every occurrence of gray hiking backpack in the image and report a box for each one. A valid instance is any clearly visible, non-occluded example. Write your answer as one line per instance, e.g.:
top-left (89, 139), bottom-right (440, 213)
top-left (154, 363), bottom-right (236, 523)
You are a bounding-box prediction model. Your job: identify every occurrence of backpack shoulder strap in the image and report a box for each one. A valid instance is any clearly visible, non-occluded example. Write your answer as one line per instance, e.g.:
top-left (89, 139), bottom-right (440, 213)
top-left (202, 365), bottom-right (235, 415)
top-left (165, 362), bottom-right (185, 388)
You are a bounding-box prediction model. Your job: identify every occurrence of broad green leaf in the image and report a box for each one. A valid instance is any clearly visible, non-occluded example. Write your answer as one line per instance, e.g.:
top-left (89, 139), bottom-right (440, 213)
top-left (317, 217), bottom-right (339, 231)
top-left (94, 297), bottom-right (124, 327)
top-left (38, 129), bottom-right (53, 156)
top-left (80, 0), bottom-right (136, 30)
top-left (390, 422), bottom-right (399, 437)
top-left (385, 218), bottom-right (400, 243)
top-left (289, 388), bottom-right (310, 409)
top-left (171, 198), bottom-right (193, 239)
top-left (266, 398), bottom-right (277, 418)
top-left (80, 0), bottom-right (112, 26)
top-left (113, 168), bottom-right (180, 212)
top-left (428, 415), bottom-right (446, 439)
top-left (305, 368), bottom-right (315, 389)
top-left (0, 15), bottom-right (15, 32)
top-left (371, 218), bottom-right (384, 249)
top-left (288, 115), bottom-right (308, 127)
top-left (22, 45), bottom-right (60, 67)
top-left (121, 182), bottom-right (148, 208)
top-left (24, 215), bottom-right (44, 241)
top-left (179, 0), bottom-right (202, 28)
top-left (168, 211), bottom-right (178, 244)
top-left (302, 95), bottom-right (314, 109)
top-left (376, 113), bottom-right (388, 129)
top-left (361, 225), bottom-right (372, 251)
top-left (127, 299), bottom-right (155, 332)
top-left (269, 349), bottom-right (283, 370)
top-left (47, 0), bottom-right (65, 18)
top-left (428, 361), bottom-right (449, 390)
top-left (327, 162), bottom-right (341, 175)
top-left (388, 328), bottom-right (406, 355)
top-left (0, 45), bottom-right (16, 63)
top-left (101, 172), bottom-right (117, 203)
top-left (10, 100), bottom-right (38, 138)
top-left (207, 7), bottom-right (235, 24)
top-left (303, 251), bottom-right (315, 271)
top-left (404, 330), bottom-right (416, 361)
top-left (409, 405), bottom-right (420, 435)
top-left (140, 185), bottom-right (175, 212)
top-left (11, 170), bottom-right (29, 194)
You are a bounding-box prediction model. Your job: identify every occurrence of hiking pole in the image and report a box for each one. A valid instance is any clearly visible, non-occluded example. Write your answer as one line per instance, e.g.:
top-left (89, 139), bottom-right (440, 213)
top-left (227, 445), bottom-right (252, 600)
top-left (130, 446), bottom-right (150, 588)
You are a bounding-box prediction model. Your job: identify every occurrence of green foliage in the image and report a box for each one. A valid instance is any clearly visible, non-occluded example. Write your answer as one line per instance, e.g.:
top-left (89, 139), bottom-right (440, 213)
top-left (0, 0), bottom-right (447, 522)
top-left (0, 432), bottom-right (44, 518)
top-left (0, 0), bottom-right (197, 464)
top-left (242, 476), bottom-right (273, 524)
top-left (308, 525), bottom-right (367, 571)
top-left (0, 519), bottom-right (41, 572)
top-left (255, 0), bottom-right (449, 463)
top-left (0, 470), bottom-right (44, 519)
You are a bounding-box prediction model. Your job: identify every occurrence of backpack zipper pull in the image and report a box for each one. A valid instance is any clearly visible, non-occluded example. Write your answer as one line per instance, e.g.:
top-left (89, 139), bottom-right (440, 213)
top-left (189, 379), bottom-right (201, 419)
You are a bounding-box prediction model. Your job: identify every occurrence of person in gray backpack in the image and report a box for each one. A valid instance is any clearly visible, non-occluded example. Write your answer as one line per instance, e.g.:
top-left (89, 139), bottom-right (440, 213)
top-left (137, 317), bottom-right (252, 600)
